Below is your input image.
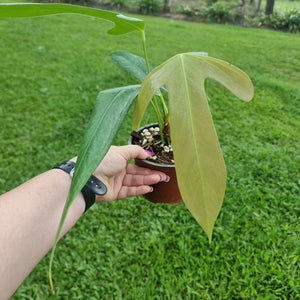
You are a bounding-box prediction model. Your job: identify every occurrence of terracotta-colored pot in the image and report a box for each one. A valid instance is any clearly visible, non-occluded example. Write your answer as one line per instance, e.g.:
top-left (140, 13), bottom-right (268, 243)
top-left (129, 123), bottom-right (183, 205)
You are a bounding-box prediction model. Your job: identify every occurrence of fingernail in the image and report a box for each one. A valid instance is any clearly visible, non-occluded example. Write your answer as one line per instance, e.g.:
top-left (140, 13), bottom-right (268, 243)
top-left (160, 175), bottom-right (170, 182)
top-left (145, 149), bottom-right (154, 156)
top-left (149, 186), bottom-right (154, 192)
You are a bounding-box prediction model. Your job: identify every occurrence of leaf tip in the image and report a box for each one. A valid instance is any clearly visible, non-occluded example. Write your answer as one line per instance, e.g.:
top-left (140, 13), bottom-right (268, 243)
top-left (207, 233), bottom-right (213, 244)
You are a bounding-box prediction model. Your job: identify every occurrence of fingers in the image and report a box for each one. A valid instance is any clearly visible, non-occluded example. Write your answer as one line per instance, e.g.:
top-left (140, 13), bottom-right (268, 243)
top-left (101, 145), bottom-right (170, 201)
top-left (117, 164), bottom-right (170, 199)
top-left (123, 173), bottom-right (160, 187)
top-left (124, 164), bottom-right (169, 186)
top-left (118, 185), bottom-right (153, 199)
top-left (126, 163), bottom-right (168, 178)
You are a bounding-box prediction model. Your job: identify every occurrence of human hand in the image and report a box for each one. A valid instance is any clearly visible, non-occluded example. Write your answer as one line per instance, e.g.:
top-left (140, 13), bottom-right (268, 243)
top-left (93, 145), bottom-right (169, 202)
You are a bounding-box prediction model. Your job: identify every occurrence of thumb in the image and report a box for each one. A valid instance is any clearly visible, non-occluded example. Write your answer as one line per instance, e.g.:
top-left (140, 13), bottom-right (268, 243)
top-left (119, 145), bottom-right (150, 161)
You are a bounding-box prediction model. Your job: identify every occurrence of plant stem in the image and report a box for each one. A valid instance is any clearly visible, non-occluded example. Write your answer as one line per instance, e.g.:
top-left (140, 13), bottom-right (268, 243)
top-left (158, 90), bottom-right (169, 123)
top-left (141, 31), bottom-right (169, 144)
top-left (141, 31), bottom-right (151, 74)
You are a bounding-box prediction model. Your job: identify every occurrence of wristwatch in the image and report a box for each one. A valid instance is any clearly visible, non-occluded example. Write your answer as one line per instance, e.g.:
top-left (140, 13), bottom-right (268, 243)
top-left (53, 161), bottom-right (107, 212)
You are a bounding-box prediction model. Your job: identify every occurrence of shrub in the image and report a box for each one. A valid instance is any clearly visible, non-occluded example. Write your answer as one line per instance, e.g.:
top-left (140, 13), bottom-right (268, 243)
top-left (35, 0), bottom-right (97, 5)
top-left (259, 9), bottom-right (300, 33)
top-left (203, 2), bottom-right (235, 23)
top-left (177, 4), bottom-right (194, 17)
top-left (109, 0), bottom-right (128, 9)
top-left (50, 0), bottom-right (93, 4)
top-left (137, 0), bottom-right (163, 14)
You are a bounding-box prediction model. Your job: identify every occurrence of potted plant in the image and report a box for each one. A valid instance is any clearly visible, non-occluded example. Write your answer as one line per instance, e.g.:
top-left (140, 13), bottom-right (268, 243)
top-left (1, 3), bottom-right (254, 293)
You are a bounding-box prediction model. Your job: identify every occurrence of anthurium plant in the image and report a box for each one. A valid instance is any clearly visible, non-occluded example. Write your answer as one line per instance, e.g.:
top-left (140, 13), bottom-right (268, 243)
top-left (0, 3), bottom-right (254, 294)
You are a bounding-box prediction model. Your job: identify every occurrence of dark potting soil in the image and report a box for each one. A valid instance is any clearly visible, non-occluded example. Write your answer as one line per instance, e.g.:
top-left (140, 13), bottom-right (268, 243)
top-left (130, 126), bottom-right (174, 165)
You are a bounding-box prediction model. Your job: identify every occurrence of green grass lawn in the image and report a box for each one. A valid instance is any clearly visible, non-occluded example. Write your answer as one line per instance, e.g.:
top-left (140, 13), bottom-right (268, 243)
top-left (0, 8), bottom-right (299, 299)
top-left (276, 0), bottom-right (300, 11)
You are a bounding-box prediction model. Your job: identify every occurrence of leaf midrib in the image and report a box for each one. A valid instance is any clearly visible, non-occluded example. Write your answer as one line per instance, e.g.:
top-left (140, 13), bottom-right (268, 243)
top-left (178, 55), bottom-right (208, 222)
top-left (77, 88), bottom-right (127, 171)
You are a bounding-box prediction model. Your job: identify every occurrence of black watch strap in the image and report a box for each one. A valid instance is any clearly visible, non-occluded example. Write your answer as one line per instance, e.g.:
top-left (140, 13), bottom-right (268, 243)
top-left (54, 161), bottom-right (107, 212)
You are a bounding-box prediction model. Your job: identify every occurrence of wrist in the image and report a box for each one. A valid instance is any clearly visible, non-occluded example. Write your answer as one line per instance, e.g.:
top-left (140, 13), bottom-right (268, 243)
top-left (53, 161), bottom-right (107, 212)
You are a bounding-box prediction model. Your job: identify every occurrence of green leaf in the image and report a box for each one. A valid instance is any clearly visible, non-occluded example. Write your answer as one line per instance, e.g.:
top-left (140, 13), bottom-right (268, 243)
top-left (49, 85), bottom-right (140, 293)
top-left (71, 85), bottom-right (140, 203)
top-left (110, 51), bottom-right (168, 96)
top-left (110, 50), bottom-right (151, 82)
top-left (0, 3), bottom-right (144, 35)
top-left (133, 53), bottom-right (254, 241)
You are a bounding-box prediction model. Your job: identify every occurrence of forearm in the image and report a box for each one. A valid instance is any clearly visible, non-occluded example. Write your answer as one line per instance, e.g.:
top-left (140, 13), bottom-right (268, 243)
top-left (0, 168), bottom-right (85, 299)
top-left (0, 145), bottom-right (168, 299)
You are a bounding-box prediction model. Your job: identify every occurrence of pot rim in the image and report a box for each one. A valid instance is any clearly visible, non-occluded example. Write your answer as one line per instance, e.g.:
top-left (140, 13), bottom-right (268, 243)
top-left (129, 123), bottom-right (175, 169)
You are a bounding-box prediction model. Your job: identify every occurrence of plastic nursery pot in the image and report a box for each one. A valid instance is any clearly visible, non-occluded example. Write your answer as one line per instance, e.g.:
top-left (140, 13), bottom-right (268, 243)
top-left (129, 123), bottom-right (183, 205)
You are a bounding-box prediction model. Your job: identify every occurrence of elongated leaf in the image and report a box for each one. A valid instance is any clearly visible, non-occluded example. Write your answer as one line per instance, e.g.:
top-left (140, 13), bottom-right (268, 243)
top-left (49, 85), bottom-right (140, 292)
top-left (71, 85), bottom-right (141, 205)
top-left (134, 54), bottom-right (254, 241)
top-left (110, 50), bottom-right (151, 82)
top-left (0, 3), bottom-right (144, 35)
